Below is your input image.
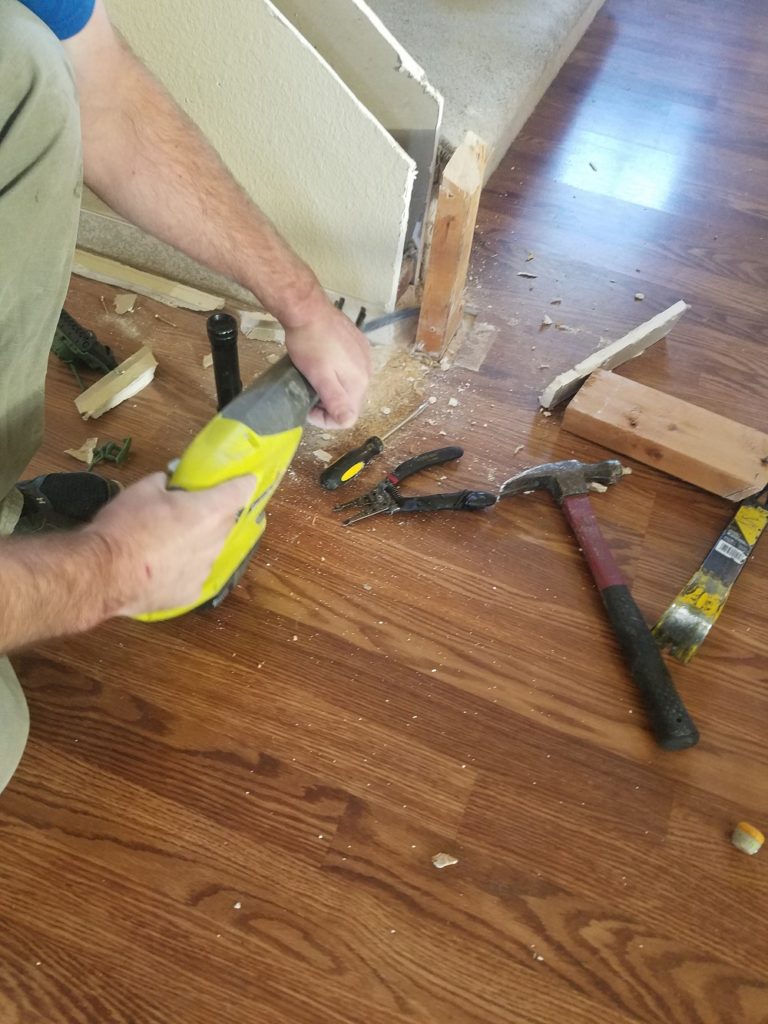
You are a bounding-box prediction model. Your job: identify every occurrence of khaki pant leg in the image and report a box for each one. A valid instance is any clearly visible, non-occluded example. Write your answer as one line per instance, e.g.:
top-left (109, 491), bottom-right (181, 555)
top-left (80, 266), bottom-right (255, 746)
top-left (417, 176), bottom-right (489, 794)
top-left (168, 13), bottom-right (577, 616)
top-left (0, 0), bottom-right (83, 793)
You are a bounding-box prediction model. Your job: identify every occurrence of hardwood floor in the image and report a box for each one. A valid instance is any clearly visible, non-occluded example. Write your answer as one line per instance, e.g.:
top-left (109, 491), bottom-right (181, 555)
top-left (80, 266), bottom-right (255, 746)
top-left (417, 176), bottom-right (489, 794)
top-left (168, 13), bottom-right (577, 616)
top-left (3, 0), bottom-right (768, 1020)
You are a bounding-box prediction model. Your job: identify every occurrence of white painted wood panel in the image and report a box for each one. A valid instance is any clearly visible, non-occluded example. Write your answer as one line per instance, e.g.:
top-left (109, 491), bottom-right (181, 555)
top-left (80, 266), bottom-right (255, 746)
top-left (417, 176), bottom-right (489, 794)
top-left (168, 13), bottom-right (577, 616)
top-left (94, 0), bottom-right (417, 309)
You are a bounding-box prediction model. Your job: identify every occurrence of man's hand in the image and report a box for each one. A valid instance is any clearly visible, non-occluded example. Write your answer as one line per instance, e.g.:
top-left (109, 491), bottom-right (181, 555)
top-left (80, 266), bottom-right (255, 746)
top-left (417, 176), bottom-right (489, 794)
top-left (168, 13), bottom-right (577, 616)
top-left (87, 473), bottom-right (255, 618)
top-left (284, 303), bottom-right (371, 429)
top-left (0, 473), bottom-right (255, 654)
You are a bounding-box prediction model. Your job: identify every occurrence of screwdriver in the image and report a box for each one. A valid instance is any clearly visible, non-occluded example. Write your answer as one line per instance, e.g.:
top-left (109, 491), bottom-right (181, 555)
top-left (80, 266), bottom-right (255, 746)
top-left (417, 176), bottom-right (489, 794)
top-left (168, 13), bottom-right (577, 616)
top-left (319, 398), bottom-right (432, 490)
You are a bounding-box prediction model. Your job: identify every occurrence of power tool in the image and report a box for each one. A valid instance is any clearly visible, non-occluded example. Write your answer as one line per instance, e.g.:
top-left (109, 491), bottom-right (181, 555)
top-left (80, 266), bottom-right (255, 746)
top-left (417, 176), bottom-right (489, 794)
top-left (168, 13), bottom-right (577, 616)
top-left (136, 331), bottom-right (316, 622)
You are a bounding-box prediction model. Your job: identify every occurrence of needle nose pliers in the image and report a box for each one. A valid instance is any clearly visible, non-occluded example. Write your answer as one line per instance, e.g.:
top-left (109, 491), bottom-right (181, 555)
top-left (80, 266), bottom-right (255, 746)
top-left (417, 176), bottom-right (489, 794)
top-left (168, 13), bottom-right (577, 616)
top-left (332, 445), bottom-right (497, 526)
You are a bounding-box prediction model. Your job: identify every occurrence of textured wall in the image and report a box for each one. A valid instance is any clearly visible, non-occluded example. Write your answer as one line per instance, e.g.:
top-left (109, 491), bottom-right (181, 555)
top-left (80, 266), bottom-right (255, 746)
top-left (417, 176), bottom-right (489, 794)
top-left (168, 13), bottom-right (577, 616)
top-left (97, 0), bottom-right (416, 309)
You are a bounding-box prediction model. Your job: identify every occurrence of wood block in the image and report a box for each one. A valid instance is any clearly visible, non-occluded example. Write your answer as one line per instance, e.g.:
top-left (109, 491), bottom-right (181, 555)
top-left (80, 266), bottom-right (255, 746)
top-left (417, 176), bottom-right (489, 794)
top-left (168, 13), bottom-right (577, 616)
top-left (416, 132), bottom-right (488, 357)
top-left (563, 369), bottom-right (768, 500)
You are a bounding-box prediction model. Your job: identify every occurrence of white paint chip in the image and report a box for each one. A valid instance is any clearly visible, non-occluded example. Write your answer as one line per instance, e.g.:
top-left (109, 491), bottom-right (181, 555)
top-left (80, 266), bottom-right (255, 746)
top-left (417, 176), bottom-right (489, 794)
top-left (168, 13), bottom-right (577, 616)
top-left (432, 852), bottom-right (459, 869)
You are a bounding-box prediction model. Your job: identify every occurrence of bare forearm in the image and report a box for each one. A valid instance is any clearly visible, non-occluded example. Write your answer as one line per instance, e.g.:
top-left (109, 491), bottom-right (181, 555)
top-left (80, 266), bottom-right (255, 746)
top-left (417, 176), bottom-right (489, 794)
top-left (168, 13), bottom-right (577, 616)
top-left (0, 532), bottom-right (117, 654)
top-left (74, 34), bottom-right (325, 327)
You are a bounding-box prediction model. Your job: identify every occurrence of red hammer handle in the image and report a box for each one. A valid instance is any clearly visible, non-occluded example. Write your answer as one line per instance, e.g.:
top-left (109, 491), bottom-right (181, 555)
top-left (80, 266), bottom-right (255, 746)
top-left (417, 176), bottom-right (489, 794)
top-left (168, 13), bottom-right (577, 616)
top-left (561, 494), bottom-right (699, 751)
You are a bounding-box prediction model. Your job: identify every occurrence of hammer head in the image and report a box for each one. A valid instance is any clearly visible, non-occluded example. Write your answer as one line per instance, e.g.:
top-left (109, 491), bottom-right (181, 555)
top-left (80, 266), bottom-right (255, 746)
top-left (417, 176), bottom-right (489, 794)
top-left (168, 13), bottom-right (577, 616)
top-left (499, 458), bottom-right (624, 503)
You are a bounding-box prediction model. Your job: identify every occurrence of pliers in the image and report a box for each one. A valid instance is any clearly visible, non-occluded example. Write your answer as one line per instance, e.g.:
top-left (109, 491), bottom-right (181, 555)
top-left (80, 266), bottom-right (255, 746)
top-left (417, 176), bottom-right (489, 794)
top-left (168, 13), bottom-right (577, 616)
top-left (333, 446), bottom-right (497, 526)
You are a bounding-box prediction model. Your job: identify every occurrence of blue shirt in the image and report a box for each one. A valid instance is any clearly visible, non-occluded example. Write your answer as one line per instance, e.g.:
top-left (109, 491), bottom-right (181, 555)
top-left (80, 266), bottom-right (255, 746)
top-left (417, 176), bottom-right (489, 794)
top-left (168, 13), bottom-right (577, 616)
top-left (20, 0), bottom-right (95, 39)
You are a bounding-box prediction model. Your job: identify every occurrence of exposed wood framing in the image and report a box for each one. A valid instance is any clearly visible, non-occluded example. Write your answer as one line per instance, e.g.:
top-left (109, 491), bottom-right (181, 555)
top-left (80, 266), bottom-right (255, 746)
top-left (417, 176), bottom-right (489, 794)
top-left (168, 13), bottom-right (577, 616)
top-left (539, 300), bottom-right (690, 409)
top-left (563, 369), bottom-right (768, 500)
top-left (416, 132), bottom-right (488, 357)
top-left (76, 346), bottom-right (158, 420)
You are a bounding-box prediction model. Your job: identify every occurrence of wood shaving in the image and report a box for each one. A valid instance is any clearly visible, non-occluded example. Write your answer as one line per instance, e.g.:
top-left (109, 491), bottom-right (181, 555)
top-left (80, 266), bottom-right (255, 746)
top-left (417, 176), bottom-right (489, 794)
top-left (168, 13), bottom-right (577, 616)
top-left (432, 852), bottom-right (459, 869)
top-left (64, 437), bottom-right (98, 465)
top-left (202, 353), bottom-right (214, 369)
top-left (588, 482), bottom-right (608, 493)
top-left (113, 292), bottom-right (137, 315)
top-left (541, 314), bottom-right (553, 327)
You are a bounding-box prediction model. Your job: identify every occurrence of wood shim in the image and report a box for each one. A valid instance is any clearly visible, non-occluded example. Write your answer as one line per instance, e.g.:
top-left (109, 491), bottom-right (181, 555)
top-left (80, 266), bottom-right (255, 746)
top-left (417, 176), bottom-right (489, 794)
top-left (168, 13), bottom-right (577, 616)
top-left (539, 300), bottom-right (690, 409)
top-left (416, 132), bottom-right (488, 357)
top-left (562, 369), bottom-right (768, 500)
top-left (75, 346), bottom-right (158, 420)
top-left (72, 249), bottom-right (225, 312)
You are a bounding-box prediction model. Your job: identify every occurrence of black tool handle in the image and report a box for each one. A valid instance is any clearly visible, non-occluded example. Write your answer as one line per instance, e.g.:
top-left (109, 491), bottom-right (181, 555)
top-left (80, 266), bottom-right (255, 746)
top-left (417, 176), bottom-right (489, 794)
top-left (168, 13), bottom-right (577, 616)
top-left (562, 494), bottom-right (699, 751)
top-left (208, 312), bottom-right (242, 410)
top-left (389, 446), bottom-right (464, 485)
top-left (320, 436), bottom-right (384, 490)
top-left (397, 490), bottom-right (497, 513)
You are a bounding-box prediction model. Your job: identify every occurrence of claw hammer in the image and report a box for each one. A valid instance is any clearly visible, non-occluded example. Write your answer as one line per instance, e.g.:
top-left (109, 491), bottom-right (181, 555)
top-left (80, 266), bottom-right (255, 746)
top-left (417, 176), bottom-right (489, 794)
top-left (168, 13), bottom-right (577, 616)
top-left (499, 459), bottom-right (699, 750)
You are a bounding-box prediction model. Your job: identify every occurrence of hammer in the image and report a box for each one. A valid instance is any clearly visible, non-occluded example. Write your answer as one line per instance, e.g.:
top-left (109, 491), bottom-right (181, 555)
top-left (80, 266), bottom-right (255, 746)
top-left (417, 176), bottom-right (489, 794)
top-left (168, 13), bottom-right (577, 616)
top-left (500, 459), bottom-right (699, 751)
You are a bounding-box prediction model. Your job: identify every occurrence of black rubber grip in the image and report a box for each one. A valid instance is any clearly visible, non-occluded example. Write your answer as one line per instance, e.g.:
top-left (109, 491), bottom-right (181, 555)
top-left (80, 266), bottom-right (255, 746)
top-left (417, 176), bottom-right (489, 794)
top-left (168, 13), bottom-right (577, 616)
top-left (320, 436), bottom-right (384, 490)
top-left (390, 446), bottom-right (464, 485)
top-left (397, 490), bottom-right (497, 513)
top-left (601, 585), bottom-right (699, 750)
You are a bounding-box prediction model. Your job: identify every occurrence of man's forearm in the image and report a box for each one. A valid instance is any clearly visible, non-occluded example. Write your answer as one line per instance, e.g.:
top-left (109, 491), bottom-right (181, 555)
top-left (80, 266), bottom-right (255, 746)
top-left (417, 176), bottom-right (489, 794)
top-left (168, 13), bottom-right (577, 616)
top-left (0, 532), bottom-right (117, 654)
top-left (67, 18), bottom-right (326, 328)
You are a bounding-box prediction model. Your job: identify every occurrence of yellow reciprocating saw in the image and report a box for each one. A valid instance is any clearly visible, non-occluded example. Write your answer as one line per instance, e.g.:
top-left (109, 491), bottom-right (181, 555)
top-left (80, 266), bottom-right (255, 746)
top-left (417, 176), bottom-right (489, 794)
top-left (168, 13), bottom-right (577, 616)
top-left (136, 319), bottom-right (316, 623)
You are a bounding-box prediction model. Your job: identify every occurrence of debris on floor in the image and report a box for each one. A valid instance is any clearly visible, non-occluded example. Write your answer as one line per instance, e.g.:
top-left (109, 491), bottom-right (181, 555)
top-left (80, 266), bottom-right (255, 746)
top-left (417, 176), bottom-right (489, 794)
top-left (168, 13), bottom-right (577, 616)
top-left (541, 314), bottom-right (553, 327)
top-left (202, 353), bottom-right (214, 369)
top-left (432, 852), bottom-right (459, 869)
top-left (731, 821), bottom-right (764, 856)
top-left (634, 292), bottom-right (645, 301)
top-left (75, 345), bottom-right (158, 420)
top-left (313, 449), bottom-right (333, 464)
top-left (64, 437), bottom-right (98, 465)
top-left (517, 272), bottom-right (537, 279)
top-left (113, 292), bottom-right (138, 315)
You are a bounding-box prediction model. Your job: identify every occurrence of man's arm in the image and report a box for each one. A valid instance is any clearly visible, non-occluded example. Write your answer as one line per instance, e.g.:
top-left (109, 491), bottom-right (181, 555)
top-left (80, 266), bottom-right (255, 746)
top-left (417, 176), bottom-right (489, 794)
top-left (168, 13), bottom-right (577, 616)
top-left (0, 474), bottom-right (253, 654)
top-left (63, 2), bottom-right (370, 429)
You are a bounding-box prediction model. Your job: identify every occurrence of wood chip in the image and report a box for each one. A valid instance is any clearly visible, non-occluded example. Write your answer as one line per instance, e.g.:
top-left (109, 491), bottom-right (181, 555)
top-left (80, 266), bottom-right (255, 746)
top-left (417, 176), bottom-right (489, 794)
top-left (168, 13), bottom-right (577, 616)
top-left (541, 314), bottom-right (553, 327)
top-left (113, 292), bottom-right (138, 315)
top-left (432, 852), bottom-right (459, 869)
top-left (202, 353), bottom-right (214, 369)
top-left (64, 436), bottom-right (98, 465)
top-left (731, 821), bottom-right (764, 856)
top-left (313, 449), bottom-right (333, 463)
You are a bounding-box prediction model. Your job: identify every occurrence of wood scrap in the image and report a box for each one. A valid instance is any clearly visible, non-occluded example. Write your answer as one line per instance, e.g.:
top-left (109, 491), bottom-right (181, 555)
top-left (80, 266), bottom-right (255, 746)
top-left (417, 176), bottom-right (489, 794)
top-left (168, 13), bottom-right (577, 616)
top-left (75, 346), bottom-right (158, 420)
top-left (113, 292), bottom-right (137, 314)
top-left (539, 299), bottom-right (689, 409)
top-left (65, 437), bottom-right (98, 465)
top-left (416, 131), bottom-right (488, 357)
top-left (563, 369), bottom-right (768, 500)
top-left (72, 249), bottom-right (225, 312)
